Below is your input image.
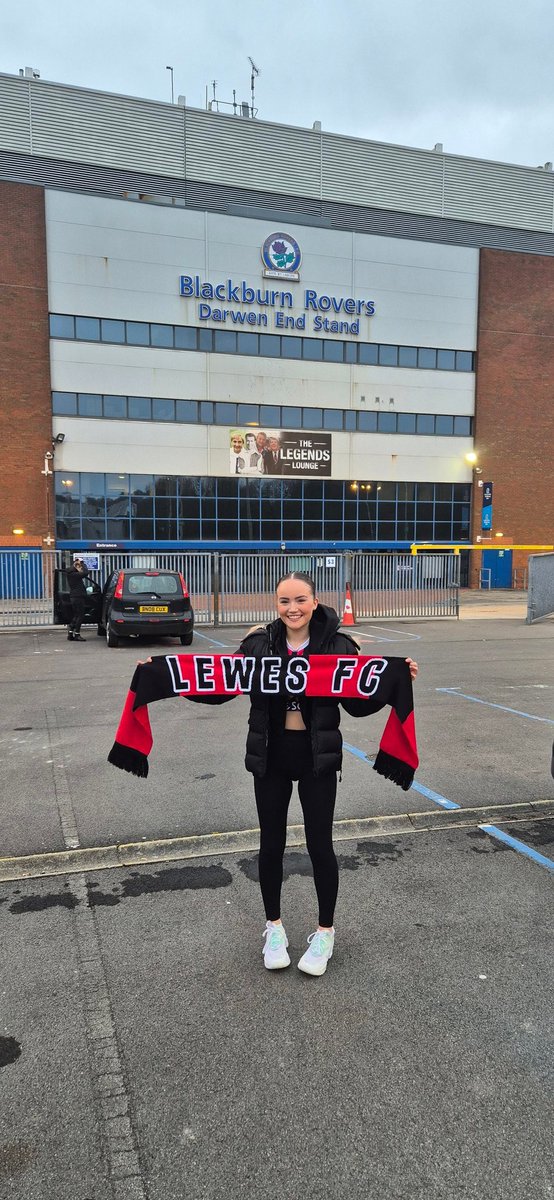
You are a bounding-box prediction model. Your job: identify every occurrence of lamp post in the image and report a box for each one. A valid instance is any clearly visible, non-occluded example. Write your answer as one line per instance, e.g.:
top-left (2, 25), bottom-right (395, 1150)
top-left (166, 65), bottom-right (174, 104)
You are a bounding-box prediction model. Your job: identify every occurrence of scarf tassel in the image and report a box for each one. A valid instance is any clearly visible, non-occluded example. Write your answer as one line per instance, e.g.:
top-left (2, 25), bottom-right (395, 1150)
top-left (107, 741), bottom-right (150, 778)
top-left (373, 749), bottom-right (415, 792)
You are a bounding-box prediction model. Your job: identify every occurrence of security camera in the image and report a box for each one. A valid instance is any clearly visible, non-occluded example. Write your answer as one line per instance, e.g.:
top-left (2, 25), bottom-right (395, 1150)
top-left (45, 450), bottom-right (54, 459)
top-left (53, 433), bottom-right (66, 444)
top-left (474, 467), bottom-right (483, 475)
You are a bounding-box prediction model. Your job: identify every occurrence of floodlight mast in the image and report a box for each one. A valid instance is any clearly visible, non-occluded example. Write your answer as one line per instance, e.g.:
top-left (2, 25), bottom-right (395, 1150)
top-left (248, 56), bottom-right (260, 117)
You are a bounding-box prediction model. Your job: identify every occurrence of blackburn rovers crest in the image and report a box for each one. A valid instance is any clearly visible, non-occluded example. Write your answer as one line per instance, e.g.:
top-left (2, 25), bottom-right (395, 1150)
top-left (261, 232), bottom-right (301, 281)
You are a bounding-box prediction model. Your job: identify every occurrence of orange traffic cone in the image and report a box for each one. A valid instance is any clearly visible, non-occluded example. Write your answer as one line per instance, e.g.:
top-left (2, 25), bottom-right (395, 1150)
top-left (342, 582), bottom-right (356, 626)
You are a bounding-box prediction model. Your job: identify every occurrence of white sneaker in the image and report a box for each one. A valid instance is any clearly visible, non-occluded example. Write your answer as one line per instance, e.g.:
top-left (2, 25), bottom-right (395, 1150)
top-left (298, 928), bottom-right (335, 976)
top-left (262, 922), bottom-right (291, 970)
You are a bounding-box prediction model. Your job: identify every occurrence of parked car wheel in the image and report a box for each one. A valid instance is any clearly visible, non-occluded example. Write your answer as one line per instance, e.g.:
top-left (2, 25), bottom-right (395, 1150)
top-left (180, 631), bottom-right (194, 646)
top-left (106, 625), bottom-right (120, 648)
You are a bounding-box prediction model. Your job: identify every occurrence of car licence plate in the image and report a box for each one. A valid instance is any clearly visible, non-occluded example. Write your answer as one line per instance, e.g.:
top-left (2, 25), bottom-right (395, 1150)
top-left (139, 605), bottom-right (169, 613)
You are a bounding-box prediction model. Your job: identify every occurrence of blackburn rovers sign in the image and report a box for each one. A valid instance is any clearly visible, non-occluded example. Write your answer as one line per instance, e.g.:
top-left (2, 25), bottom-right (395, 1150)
top-left (179, 232), bottom-right (375, 337)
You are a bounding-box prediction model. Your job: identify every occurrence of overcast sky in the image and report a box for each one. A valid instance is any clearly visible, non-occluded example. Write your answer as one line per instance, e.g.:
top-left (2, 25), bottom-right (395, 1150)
top-left (4, 0), bottom-right (554, 168)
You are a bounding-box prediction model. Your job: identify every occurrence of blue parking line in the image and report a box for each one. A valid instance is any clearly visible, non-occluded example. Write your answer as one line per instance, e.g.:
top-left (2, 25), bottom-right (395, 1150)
top-left (479, 825), bottom-right (554, 872)
top-left (436, 688), bottom-right (554, 725)
top-left (342, 739), bottom-right (554, 869)
top-left (193, 631), bottom-right (232, 648)
top-left (342, 742), bottom-right (460, 809)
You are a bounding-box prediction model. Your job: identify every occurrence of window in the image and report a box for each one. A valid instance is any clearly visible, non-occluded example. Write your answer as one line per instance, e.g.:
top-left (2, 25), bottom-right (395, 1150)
top-left (398, 346), bottom-right (418, 368)
top-left (397, 412), bottom-right (416, 434)
top-left (283, 407), bottom-right (302, 428)
top-left (101, 318), bottom-right (125, 343)
top-left (260, 405), bottom-right (280, 428)
top-left (358, 343), bottom-right (378, 365)
top-left (435, 415), bottom-right (454, 436)
top-left (416, 413), bottom-right (435, 435)
top-left (214, 330), bottom-right (237, 353)
top-left (323, 409), bottom-right (343, 430)
top-left (237, 332), bottom-right (258, 355)
top-left (303, 408), bottom-right (323, 428)
top-left (281, 336), bottom-right (302, 359)
top-left (344, 342), bottom-right (357, 363)
top-left (323, 340), bottom-right (344, 363)
top-left (50, 314), bottom-right (75, 338)
top-left (302, 338), bottom-right (323, 361)
top-left (128, 396), bottom-right (152, 420)
top-left (151, 324), bottom-right (174, 348)
top-left (377, 412), bottom-right (396, 433)
top-left (259, 334), bottom-right (281, 357)
top-left (176, 400), bottom-right (199, 423)
top-left (238, 403), bottom-right (259, 425)
top-left (454, 416), bottom-right (472, 436)
top-left (52, 391), bottom-right (77, 415)
top-left (344, 411), bottom-right (357, 431)
top-left (379, 344), bottom-right (398, 367)
top-left (437, 349), bottom-right (456, 371)
top-left (75, 316), bottom-right (100, 341)
top-left (175, 327), bottom-right (197, 350)
top-left (127, 321), bottom-right (150, 346)
top-left (130, 475), bottom-right (154, 495)
top-left (357, 411), bottom-right (378, 432)
top-left (418, 348), bottom-right (437, 369)
top-left (198, 329), bottom-right (213, 351)
top-left (200, 401), bottom-right (214, 423)
top-left (456, 351), bottom-right (473, 372)
top-left (215, 402), bottom-right (237, 424)
top-left (152, 398), bottom-right (175, 421)
top-left (78, 393), bottom-right (102, 418)
top-left (104, 395), bottom-right (127, 419)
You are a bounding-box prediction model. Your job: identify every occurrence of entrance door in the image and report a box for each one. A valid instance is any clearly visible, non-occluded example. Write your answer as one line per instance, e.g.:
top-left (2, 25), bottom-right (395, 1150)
top-left (482, 549), bottom-right (513, 588)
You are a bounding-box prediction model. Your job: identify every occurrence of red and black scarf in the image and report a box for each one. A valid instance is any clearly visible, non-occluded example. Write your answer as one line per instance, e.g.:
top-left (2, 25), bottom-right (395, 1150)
top-left (108, 653), bottom-right (419, 790)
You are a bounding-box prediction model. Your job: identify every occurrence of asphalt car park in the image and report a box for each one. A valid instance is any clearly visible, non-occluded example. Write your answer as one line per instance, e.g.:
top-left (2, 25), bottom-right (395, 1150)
top-left (0, 615), bottom-right (552, 1200)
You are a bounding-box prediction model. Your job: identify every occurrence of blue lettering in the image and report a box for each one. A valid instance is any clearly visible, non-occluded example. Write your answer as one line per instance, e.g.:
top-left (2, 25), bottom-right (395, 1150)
top-left (179, 275), bottom-right (193, 297)
top-left (304, 289), bottom-right (318, 310)
top-left (227, 280), bottom-right (240, 302)
top-left (198, 303), bottom-right (212, 319)
top-left (215, 284), bottom-right (225, 301)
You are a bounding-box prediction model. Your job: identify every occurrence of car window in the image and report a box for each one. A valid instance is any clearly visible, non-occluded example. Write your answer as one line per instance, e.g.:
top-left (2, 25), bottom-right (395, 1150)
top-left (124, 574), bottom-right (180, 595)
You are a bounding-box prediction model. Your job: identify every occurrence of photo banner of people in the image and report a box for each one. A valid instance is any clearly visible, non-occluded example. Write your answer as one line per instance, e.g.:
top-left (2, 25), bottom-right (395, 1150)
top-left (229, 429), bottom-right (332, 477)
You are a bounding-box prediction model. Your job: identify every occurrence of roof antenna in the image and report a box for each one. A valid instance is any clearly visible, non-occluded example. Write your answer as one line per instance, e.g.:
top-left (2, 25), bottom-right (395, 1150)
top-left (248, 57), bottom-right (260, 118)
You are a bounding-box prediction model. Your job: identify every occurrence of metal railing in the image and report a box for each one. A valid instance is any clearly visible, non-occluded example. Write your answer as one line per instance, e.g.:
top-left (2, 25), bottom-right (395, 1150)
top-left (0, 548), bottom-right (459, 629)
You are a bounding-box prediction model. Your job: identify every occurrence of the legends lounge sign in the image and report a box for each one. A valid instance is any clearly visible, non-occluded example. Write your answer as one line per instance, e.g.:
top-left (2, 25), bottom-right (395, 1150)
top-left (180, 231), bottom-right (375, 338)
top-left (230, 430), bottom-right (332, 477)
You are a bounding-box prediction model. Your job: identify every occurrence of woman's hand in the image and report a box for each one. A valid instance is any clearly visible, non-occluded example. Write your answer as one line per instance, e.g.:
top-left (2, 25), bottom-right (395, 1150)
top-left (405, 657), bottom-right (418, 680)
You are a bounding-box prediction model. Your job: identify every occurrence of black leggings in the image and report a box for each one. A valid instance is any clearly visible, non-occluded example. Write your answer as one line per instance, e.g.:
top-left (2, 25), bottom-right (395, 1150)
top-left (253, 730), bottom-right (338, 927)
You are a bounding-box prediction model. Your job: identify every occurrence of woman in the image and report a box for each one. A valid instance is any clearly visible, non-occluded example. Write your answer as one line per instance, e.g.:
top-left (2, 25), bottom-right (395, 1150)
top-left (236, 572), bottom-right (418, 977)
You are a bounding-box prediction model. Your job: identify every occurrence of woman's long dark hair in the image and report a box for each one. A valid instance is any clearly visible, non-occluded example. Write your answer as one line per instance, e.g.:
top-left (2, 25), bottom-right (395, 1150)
top-left (276, 571), bottom-right (316, 596)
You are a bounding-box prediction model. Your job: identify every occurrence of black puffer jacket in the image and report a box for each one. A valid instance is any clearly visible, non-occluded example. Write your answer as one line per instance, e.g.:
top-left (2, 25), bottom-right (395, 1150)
top-left (240, 603), bottom-right (369, 779)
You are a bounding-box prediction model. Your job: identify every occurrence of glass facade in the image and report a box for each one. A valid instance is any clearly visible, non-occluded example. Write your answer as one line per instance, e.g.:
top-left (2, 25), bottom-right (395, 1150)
top-left (55, 473), bottom-right (471, 546)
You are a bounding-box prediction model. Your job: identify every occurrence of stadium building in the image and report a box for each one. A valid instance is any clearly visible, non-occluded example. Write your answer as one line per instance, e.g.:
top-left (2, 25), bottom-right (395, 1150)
top-left (1, 69), bottom-right (554, 586)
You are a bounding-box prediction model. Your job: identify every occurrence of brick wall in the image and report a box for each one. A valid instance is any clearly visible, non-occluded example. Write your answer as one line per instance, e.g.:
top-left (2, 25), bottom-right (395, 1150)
top-left (0, 181), bottom-right (52, 546)
top-left (472, 248), bottom-right (554, 584)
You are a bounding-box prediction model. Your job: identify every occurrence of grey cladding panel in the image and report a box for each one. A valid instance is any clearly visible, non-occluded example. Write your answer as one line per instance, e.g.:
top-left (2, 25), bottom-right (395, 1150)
top-left (185, 110), bottom-right (321, 196)
top-left (0, 77), bottom-right (31, 151)
top-left (323, 134), bottom-right (444, 216)
top-left (445, 156), bottom-right (554, 231)
top-left (30, 82), bottom-right (186, 176)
